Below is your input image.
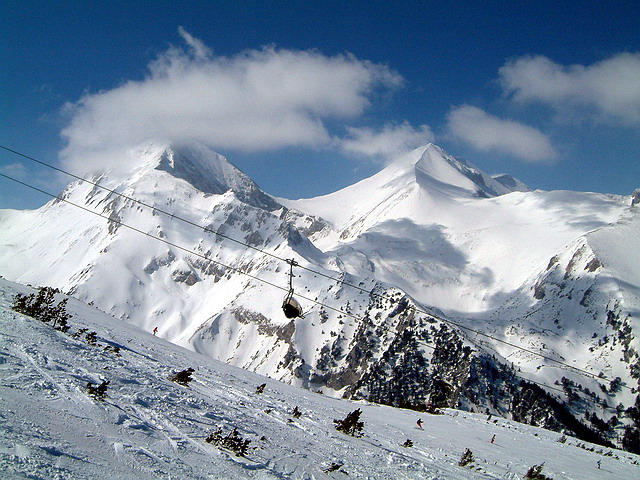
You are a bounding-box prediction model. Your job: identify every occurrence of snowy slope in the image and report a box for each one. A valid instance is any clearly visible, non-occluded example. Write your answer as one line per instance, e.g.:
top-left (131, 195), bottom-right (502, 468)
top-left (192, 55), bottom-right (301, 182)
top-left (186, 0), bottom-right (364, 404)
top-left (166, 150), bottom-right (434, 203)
top-left (2, 278), bottom-right (639, 479)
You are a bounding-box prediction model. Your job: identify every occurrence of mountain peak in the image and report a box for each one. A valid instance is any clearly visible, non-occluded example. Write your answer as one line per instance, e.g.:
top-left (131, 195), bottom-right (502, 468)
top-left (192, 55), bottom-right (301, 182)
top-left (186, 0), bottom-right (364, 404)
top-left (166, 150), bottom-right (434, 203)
top-left (281, 143), bottom-right (529, 232)
top-left (156, 141), bottom-right (248, 195)
top-left (413, 144), bottom-right (521, 198)
top-left (152, 141), bottom-right (280, 211)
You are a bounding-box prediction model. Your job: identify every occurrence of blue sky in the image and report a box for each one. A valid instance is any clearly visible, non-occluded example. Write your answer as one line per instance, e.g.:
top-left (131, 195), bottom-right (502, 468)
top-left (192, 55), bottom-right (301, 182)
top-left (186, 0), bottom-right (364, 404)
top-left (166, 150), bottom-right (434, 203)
top-left (1, 1), bottom-right (639, 209)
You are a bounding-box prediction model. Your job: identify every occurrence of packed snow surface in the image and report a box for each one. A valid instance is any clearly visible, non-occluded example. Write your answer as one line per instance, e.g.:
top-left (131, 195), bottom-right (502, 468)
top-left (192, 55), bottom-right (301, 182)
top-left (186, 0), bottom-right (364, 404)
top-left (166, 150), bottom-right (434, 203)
top-left (1, 278), bottom-right (638, 479)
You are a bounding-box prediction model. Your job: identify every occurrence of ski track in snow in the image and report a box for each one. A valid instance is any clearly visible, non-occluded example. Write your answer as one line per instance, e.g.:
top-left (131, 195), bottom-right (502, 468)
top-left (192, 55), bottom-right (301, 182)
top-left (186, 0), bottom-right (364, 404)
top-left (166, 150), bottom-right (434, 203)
top-left (1, 278), bottom-right (639, 479)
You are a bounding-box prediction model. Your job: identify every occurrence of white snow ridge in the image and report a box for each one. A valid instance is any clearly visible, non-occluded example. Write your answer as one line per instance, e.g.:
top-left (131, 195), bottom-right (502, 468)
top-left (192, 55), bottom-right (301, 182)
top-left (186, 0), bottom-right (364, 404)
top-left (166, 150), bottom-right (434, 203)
top-left (1, 140), bottom-right (639, 478)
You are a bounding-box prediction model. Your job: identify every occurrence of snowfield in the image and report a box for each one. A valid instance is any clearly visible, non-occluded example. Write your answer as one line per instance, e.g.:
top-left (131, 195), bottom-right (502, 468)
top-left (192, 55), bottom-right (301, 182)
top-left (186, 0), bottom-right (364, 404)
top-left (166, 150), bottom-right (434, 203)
top-left (1, 278), bottom-right (638, 479)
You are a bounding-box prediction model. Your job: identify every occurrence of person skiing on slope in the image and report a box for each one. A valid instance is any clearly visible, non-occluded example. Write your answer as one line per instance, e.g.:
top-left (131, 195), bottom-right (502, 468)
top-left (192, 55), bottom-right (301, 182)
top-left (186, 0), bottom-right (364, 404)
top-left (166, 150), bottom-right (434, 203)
top-left (417, 418), bottom-right (423, 429)
top-left (153, 326), bottom-right (158, 336)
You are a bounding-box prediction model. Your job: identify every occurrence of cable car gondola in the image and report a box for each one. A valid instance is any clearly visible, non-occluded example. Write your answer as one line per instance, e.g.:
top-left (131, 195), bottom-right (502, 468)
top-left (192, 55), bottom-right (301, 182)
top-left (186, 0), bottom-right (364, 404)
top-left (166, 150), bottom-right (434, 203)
top-left (282, 259), bottom-right (304, 319)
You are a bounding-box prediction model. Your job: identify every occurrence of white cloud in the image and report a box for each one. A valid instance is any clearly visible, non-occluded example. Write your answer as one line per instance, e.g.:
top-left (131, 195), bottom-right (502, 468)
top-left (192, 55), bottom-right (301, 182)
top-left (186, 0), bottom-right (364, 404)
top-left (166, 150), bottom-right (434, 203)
top-left (446, 105), bottom-right (557, 162)
top-left (60, 29), bottom-right (403, 175)
top-left (340, 122), bottom-right (435, 162)
top-left (499, 53), bottom-right (640, 124)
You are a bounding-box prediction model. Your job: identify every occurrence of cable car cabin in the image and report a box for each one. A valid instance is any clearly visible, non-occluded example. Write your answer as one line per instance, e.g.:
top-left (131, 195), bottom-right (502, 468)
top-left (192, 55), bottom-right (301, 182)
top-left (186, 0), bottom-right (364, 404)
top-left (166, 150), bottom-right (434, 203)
top-left (282, 258), bottom-right (304, 319)
top-left (282, 293), bottom-right (303, 319)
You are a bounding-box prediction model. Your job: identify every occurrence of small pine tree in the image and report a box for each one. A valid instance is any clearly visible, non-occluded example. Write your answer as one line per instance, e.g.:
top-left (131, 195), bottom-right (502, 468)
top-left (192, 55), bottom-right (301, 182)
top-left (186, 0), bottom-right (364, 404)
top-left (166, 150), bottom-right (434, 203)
top-left (103, 345), bottom-right (121, 356)
top-left (50, 298), bottom-right (71, 329)
top-left (255, 383), bottom-right (266, 394)
top-left (206, 427), bottom-right (251, 456)
top-left (458, 448), bottom-right (474, 467)
top-left (334, 408), bottom-right (364, 437)
top-left (323, 462), bottom-right (343, 473)
top-left (11, 293), bottom-right (31, 315)
top-left (402, 439), bottom-right (414, 448)
top-left (622, 426), bottom-right (640, 454)
top-left (24, 288), bottom-right (56, 320)
top-left (170, 368), bottom-right (195, 386)
top-left (524, 463), bottom-right (553, 480)
top-left (291, 406), bottom-right (302, 418)
top-left (85, 331), bottom-right (98, 346)
top-left (73, 328), bottom-right (88, 339)
top-left (86, 380), bottom-right (109, 400)
top-left (54, 315), bottom-right (71, 333)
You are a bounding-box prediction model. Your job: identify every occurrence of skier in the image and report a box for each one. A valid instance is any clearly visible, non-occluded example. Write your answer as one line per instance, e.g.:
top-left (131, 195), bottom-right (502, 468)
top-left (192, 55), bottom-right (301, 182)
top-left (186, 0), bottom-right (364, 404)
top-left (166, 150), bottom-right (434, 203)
top-left (597, 460), bottom-right (601, 469)
top-left (153, 326), bottom-right (158, 336)
top-left (416, 418), bottom-right (423, 429)
top-left (490, 434), bottom-right (496, 444)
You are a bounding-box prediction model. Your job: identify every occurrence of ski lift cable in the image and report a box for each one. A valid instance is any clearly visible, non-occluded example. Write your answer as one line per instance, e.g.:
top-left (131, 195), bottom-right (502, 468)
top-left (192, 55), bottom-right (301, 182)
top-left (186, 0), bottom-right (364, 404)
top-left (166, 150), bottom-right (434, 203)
top-left (0, 145), bottom-right (383, 302)
top-left (0, 171), bottom-right (362, 322)
top-left (0, 145), bottom-right (460, 314)
top-left (0, 149), bottom-right (633, 392)
top-left (0, 145), bottom-right (294, 262)
top-left (0, 172), bottom-right (284, 293)
top-left (1, 147), bottom-right (631, 392)
top-left (0, 171), bottom-right (630, 400)
top-left (0, 176), bottom-right (610, 411)
top-left (0, 149), bottom-right (631, 390)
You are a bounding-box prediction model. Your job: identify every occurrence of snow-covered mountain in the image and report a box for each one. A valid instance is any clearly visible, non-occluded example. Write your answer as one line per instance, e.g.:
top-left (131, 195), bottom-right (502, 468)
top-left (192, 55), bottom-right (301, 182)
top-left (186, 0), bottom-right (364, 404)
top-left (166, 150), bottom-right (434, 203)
top-left (2, 278), bottom-right (639, 479)
top-left (1, 141), bottom-right (639, 452)
top-left (283, 144), bottom-right (631, 315)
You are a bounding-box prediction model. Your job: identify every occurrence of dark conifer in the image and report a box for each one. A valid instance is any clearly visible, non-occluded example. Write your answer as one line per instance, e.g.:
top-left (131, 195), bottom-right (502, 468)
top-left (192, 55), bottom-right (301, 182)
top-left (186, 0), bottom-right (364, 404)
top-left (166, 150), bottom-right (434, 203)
top-left (524, 463), bottom-right (553, 479)
top-left (458, 448), bottom-right (474, 467)
top-left (169, 368), bottom-right (195, 386)
top-left (85, 331), bottom-right (98, 346)
top-left (205, 427), bottom-right (251, 456)
top-left (334, 408), bottom-right (364, 437)
top-left (622, 426), bottom-right (640, 454)
top-left (86, 380), bottom-right (110, 400)
top-left (323, 463), bottom-right (343, 473)
top-left (12, 287), bottom-right (71, 327)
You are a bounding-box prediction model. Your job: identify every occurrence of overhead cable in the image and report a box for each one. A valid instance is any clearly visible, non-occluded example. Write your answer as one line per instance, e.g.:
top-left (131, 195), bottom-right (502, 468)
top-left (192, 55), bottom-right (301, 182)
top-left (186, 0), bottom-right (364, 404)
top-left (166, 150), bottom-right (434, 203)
top-left (0, 145), bottom-right (632, 392)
